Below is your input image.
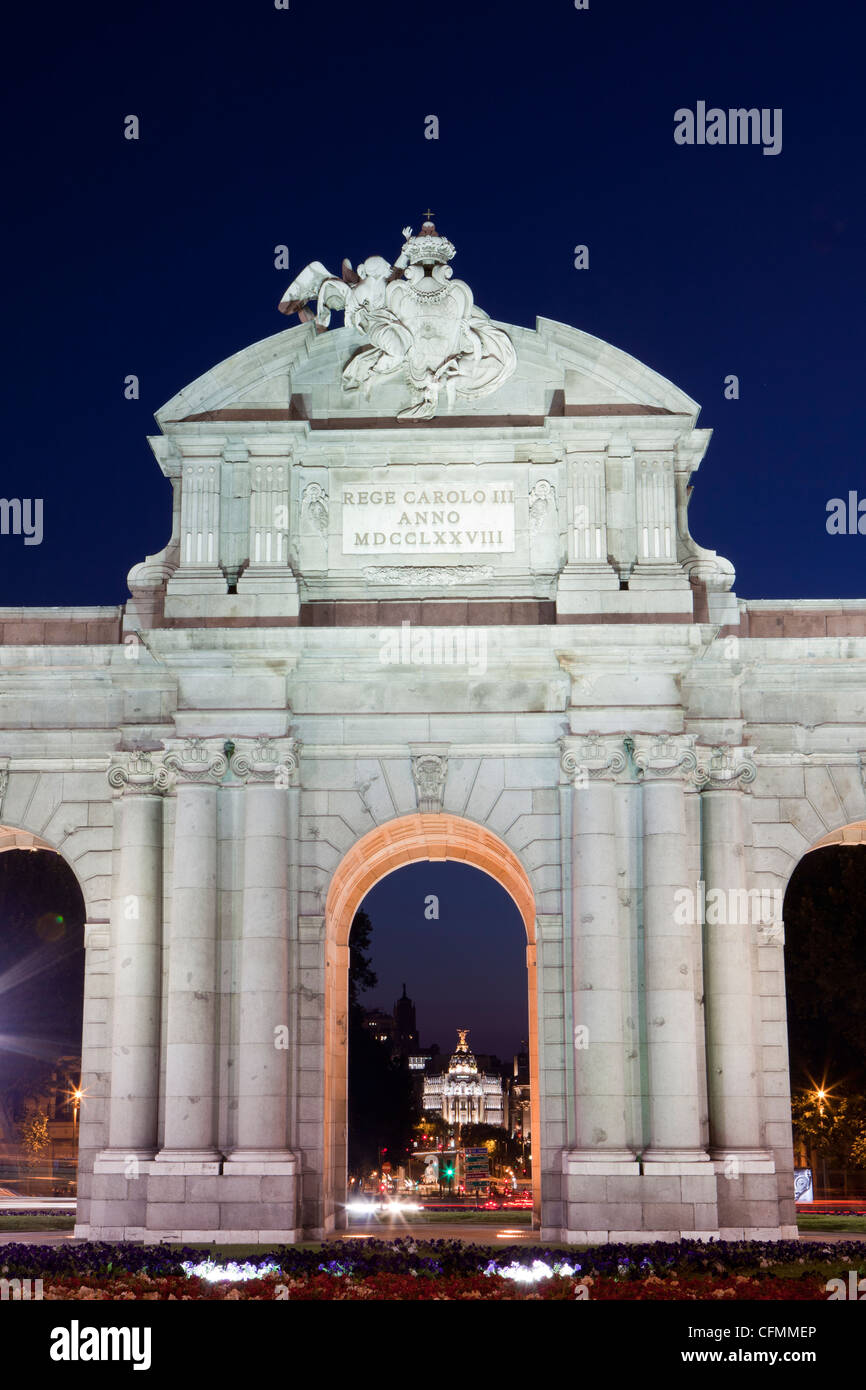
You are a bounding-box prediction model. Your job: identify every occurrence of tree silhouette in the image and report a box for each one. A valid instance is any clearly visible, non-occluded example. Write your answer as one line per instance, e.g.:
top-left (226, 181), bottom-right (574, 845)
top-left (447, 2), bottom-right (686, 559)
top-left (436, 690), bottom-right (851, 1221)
top-left (347, 909), bottom-right (416, 1180)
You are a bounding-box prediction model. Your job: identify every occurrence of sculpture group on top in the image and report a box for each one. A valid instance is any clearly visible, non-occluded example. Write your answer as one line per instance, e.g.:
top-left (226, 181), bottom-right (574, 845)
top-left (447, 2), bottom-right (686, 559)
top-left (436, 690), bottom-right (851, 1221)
top-left (279, 217), bottom-right (516, 420)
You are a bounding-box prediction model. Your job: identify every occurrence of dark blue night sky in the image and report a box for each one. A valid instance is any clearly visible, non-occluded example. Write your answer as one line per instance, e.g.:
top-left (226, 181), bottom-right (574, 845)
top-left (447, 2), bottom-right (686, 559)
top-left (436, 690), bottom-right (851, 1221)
top-left (0, 2), bottom-right (862, 1054)
top-left (359, 863), bottom-right (528, 1062)
top-left (1, 0), bottom-right (861, 605)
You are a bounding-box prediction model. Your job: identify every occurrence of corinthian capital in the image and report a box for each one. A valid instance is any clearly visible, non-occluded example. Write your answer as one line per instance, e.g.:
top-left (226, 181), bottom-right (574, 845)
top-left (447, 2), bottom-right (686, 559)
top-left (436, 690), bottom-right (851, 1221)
top-left (559, 733), bottom-right (627, 785)
top-left (229, 736), bottom-right (300, 787)
top-left (632, 734), bottom-right (697, 781)
top-left (694, 745), bottom-right (757, 789)
top-left (163, 737), bottom-right (228, 784)
top-left (108, 750), bottom-right (170, 795)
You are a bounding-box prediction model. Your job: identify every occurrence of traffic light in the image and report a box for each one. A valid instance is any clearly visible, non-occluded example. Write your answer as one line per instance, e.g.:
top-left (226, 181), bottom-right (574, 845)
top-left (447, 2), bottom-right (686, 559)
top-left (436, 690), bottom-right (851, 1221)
top-left (444, 1165), bottom-right (454, 1178)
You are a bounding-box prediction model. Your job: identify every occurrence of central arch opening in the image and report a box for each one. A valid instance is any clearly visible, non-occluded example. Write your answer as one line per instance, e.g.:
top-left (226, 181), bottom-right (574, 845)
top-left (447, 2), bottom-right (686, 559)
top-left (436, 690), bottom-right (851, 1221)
top-left (323, 813), bottom-right (539, 1233)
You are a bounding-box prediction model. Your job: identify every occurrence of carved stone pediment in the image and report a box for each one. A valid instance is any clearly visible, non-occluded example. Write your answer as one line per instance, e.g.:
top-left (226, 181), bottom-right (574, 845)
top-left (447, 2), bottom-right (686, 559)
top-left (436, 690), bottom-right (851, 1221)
top-left (279, 220), bottom-right (516, 420)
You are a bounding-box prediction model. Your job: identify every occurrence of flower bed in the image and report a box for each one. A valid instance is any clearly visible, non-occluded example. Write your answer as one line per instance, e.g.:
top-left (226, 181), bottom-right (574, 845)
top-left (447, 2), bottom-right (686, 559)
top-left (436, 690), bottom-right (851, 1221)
top-left (1, 1238), bottom-right (863, 1301)
top-left (19, 1271), bottom-right (833, 1300)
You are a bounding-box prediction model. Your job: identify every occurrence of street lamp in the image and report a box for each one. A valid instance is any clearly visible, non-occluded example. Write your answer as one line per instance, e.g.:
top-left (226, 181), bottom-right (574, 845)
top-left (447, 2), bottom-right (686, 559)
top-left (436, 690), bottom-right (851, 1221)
top-left (810, 1083), bottom-right (836, 1196)
top-left (71, 1087), bottom-right (83, 1138)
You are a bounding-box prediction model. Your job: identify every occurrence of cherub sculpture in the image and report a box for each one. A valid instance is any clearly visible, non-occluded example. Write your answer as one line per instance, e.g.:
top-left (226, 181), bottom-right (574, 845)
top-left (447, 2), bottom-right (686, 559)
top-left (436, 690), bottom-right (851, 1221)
top-left (278, 220), bottom-right (516, 419)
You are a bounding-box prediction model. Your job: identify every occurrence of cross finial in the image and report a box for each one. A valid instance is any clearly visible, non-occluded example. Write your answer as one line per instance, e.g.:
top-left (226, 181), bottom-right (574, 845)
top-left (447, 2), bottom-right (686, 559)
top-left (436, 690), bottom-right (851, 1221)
top-left (424, 208), bottom-right (435, 222)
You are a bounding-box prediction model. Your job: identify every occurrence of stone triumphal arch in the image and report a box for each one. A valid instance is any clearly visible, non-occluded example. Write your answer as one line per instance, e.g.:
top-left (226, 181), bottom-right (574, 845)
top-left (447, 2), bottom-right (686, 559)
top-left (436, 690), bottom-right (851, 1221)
top-left (1, 219), bottom-right (864, 1241)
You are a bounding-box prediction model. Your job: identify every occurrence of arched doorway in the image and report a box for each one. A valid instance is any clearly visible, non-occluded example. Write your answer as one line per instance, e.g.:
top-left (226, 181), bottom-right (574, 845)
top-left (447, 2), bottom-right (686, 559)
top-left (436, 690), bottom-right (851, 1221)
top-left (0, 828), bottom-right (85, 1199)
top-left (783, 821), bottom-right (866, 1201)
top-left (323, 813), bottom-right (539, 1232)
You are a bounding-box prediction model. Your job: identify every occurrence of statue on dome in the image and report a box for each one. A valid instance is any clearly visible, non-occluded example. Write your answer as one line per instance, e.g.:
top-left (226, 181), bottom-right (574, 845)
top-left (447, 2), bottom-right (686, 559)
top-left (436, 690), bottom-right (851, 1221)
top-left (278, 217), bottom-right (516, 419)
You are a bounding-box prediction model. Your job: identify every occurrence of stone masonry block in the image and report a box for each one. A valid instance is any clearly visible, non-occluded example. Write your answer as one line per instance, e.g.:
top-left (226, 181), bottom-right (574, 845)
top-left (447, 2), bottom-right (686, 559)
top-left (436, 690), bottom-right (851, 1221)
top-left (568, 1202), bottom-right (643, 1229)
top-left (644, 1203), bottom-right (695, 1229)
top-left (220, 1202), bottom-right (294, 1227)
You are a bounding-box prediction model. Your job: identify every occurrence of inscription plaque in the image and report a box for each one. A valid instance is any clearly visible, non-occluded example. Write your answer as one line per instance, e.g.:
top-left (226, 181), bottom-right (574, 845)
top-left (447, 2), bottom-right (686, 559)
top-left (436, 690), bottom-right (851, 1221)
top-left (342, 482), bottom-right (516, 555)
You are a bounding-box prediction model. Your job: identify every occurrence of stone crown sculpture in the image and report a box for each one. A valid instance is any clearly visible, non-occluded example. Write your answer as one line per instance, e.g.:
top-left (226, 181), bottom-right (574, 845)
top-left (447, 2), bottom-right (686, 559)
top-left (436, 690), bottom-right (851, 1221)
top-left (278, 219), bottom-right (516, 420)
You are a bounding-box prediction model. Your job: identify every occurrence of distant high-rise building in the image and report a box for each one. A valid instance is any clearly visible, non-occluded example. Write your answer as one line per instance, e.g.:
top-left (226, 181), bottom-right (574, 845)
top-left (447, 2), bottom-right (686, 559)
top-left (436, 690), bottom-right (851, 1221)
top-left (392, 983), bottom-right (420, 1056)
top-left (509, 1042), bottom-right (531, 1141)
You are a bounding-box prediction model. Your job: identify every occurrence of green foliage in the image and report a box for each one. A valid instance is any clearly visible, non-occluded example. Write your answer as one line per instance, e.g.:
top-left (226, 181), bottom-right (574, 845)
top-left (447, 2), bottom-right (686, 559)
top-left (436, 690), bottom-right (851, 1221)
top-left (18, 1110), bottom-right (50, 1165)
top-left (347, 910), bottom-right (416, 1178)
top-left (348, 909), bottom-right (377, 1014)
top-left (460, 1121), bottom-right (523, 1169)
top-left (792, 1092), bottom-right (866, 1168)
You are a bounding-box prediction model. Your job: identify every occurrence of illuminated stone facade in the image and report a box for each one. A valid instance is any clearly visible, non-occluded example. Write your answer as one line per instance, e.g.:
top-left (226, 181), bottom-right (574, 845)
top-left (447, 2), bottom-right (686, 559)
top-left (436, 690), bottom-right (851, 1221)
top-left (3, 220), bottom-right (864, 1242)
top-left (422, 1031), bottom-right (504, 1128)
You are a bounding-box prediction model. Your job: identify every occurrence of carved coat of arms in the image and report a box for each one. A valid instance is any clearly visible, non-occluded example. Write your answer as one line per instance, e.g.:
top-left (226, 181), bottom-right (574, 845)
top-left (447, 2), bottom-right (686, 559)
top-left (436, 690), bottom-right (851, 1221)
top-left (278, 219), bottom-right (516, 420)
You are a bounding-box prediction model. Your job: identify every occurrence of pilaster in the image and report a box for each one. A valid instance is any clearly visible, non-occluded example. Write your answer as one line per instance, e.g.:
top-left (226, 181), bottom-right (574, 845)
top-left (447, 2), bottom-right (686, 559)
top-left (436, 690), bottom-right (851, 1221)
top-left (560, 734), bottom-right (635, 1164)
top-left (224, 737), bottom-right (299, 1170)
top-left (633, 735), bottom-right (710, 1166)
top-left (154, 739), bottom-right (227, 1166)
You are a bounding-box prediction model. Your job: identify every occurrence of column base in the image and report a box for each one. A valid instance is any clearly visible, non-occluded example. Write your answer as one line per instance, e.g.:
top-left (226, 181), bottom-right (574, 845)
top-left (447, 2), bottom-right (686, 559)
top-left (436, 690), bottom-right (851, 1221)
top-left (93, 1148), bottom-right (157, 1174)
top-left (224, 1149), bottom-right (298, 1176)
top-left (556, 563), bottom-right (621, 617)
top-left (710, 1148), bottom-right (775, 1169)
top-left (153, 1148), bottom-right (223, 1175)
top-left (564, 1146), bottom-right (720, 1238)
top-left (165, 569), bottom-right (226, 596)
top-left (565, 1148), bottom-right (637, 1162)
top-left (643, 1148), bottom-right (712, 1167)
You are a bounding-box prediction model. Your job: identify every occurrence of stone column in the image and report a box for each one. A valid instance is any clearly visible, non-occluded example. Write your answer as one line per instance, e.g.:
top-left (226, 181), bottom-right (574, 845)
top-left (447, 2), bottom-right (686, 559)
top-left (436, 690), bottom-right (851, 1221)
top-left (560, 735), bottom-right (634, 1159)
top-left (104, 752), bottom-right (168, 1159)
top-left (225, 738), bottom-right (298, 1165)
top-left (634, 737), bottom-right (709, 1162)
top-left (156, 740), bottom-right (227, 1163)
top-left (698, 747), bottom-right (768, 1157)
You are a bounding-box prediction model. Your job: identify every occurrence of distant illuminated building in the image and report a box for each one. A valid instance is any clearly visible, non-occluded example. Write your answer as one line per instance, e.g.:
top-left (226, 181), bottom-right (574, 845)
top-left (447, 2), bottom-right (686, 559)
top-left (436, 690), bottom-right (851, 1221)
top-left (361, 1009), bottom-right (394, 1045)
top-left (422, 1029), bottom-right (504, 1127)
top-left (360, 983), bottom-right (420, 1058)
